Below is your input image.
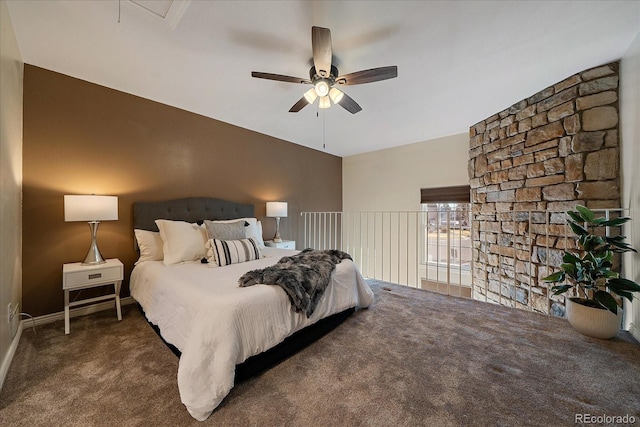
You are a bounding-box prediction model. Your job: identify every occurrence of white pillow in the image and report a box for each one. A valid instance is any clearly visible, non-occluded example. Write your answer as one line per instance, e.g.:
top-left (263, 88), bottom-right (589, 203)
top-left (134, 229), bottom-right (164, 264)
top-left (155, 219), bottom-right (208, 266)
top-left (246, 220), bottom-right (265, 248)
top-left (208, 218), bottom-right (265, 248)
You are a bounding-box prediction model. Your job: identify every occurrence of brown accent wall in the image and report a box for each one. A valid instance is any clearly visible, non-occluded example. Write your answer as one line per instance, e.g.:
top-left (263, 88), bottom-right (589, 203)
top-left (23, 65), bottom-right (342, 317)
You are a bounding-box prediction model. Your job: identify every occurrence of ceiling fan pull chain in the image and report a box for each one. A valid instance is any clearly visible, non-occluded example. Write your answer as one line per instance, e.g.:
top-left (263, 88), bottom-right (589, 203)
top-left (323, 109), bottom-right (326, 150)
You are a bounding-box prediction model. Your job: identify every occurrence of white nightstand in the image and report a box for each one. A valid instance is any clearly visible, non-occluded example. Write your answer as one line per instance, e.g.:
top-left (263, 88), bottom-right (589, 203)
top-left (63, 258), bottom-right (124, 334)
top-left (264, 240), bottom-right (296, 250)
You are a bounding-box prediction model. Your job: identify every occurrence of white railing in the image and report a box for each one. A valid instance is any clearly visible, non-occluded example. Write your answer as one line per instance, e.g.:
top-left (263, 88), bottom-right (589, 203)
top-left (302, 207), bottom-right (627, 315)
top-left (301, 206), bottom-right (473, 296)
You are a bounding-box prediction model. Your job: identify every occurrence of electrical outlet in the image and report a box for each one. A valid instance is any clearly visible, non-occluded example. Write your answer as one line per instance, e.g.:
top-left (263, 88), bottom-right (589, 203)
top-left (8, 303), bottom-right (20, 339)
top-left (7, 302), bottom-right (19, 322)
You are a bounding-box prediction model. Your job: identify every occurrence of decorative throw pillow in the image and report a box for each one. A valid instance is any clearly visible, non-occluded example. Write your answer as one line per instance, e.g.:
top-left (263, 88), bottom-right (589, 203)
top-left (134, 229), bottom-right (164, 264)
top-left (156, 219), bottom-right (208, 266)
top-left (206, 238), bottom-right (262, 267)
top-left (205, 218), bottom-right (266, 248)
top-left (203, 219), bottom-right (247, 241)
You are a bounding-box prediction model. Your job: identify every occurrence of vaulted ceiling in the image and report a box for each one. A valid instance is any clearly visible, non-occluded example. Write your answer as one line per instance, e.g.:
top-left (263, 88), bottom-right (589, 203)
top-left (6, 0), bottom-right (640, 157)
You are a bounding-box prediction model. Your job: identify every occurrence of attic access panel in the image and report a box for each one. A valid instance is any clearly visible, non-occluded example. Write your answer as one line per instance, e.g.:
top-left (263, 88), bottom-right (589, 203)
top-left (124, 0), bottom-right (190, 29)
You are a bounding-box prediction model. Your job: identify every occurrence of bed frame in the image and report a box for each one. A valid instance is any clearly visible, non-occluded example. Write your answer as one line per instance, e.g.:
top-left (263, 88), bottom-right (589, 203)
top-left (133, 197), bottom-right (354, 382)
top-left (133, 197), bottom-right (256, 231)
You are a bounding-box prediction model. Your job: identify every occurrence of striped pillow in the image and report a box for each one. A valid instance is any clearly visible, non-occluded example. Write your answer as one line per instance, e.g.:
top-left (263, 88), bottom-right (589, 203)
top-left (206, 238), bottom-right (262, 267)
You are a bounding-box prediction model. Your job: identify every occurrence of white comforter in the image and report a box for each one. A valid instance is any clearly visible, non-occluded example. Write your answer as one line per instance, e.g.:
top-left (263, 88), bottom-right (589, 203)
top-left (130, 247), bottom-right (374, 421)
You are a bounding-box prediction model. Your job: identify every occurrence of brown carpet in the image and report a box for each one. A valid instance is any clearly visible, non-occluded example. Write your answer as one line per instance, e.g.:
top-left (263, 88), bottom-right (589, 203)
top-left (1, 280), bottom-right (639, 426)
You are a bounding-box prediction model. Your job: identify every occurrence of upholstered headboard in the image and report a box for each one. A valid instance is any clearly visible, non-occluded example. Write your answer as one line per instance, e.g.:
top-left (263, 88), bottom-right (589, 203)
top-left (133, 197), bottom-right (255, 232)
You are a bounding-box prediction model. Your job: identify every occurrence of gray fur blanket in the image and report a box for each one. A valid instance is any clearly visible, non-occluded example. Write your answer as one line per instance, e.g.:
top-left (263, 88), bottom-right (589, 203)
top-left (238, 249), bottom-right (353, 317)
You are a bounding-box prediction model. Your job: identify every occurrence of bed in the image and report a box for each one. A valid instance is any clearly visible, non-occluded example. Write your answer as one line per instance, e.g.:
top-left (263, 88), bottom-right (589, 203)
top-left (129, 197), bottom-right (374, 421)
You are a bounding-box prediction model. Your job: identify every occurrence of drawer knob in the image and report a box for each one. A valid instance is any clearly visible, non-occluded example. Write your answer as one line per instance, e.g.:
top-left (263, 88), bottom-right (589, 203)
top-left (88, 273), bottom-right (102, 279)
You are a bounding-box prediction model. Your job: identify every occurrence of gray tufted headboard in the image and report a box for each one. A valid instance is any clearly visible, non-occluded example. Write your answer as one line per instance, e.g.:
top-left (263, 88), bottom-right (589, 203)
top-left (133, 197), bottom-right (255, 232)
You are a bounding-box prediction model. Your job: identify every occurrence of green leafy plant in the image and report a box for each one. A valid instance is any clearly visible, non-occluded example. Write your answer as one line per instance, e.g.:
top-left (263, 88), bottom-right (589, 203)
top-left (543, 205), bottom-right (640, 314)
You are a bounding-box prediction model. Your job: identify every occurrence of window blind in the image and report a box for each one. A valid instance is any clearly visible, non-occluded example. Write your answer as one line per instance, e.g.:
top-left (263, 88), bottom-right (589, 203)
top-left (420, 185), bottom-right (471, 204)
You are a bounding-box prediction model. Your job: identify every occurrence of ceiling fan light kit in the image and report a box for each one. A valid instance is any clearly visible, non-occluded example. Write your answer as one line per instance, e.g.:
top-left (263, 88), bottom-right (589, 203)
top-left (252, 26), bottom-right (398, 114)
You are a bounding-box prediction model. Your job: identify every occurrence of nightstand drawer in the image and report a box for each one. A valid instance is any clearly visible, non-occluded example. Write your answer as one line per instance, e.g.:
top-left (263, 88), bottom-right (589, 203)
top-left (64, 264), bottom-right (122, 289)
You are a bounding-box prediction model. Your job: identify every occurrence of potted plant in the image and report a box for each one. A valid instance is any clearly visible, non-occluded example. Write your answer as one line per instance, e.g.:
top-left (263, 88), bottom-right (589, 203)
top-left (543, 205), bottom-right (640, 339)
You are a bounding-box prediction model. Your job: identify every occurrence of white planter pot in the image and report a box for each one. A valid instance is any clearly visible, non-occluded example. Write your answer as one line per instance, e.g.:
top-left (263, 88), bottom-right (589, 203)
top-left (566, 297), bottom-right (622, 339)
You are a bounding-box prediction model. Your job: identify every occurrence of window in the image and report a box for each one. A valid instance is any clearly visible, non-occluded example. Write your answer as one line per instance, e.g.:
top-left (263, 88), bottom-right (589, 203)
top-left (420, 186), bottom-right (472, 297)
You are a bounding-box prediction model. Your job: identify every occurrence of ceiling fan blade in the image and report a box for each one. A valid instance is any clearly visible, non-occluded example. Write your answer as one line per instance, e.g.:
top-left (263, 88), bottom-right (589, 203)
top-left (312, 26), bottom-right (332, 78)
top-left (251, 72), bottom-right (311, 84)
top-left (336, 66), bottom-right (398, 85)
top-left (289, 96), bottom-right (309, 112)
top-left (336, 91), bottom-right (362, 114)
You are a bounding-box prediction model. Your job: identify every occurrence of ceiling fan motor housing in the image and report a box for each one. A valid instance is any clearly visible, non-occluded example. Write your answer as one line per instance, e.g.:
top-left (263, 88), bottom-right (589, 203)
top-left (310, 65), bottom-right (339, 82)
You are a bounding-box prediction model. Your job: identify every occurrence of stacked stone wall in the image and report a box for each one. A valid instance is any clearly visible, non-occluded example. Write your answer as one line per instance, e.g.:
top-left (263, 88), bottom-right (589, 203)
top-left (468, 62), bottom-right (621, 315)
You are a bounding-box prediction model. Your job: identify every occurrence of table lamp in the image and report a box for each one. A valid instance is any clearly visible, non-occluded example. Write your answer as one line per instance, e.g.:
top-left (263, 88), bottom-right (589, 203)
top-left (266, 201), bottom-right (287, 243)
top-left (64, 195), bottom-right (118, 264)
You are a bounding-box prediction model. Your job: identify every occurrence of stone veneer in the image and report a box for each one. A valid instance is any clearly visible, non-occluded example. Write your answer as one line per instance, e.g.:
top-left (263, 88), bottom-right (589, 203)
top-left (468, 62), bottom-right (620, 315)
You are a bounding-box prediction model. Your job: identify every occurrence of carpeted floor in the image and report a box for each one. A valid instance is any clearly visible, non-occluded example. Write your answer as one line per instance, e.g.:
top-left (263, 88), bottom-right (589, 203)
top-left (1, 280), bottom-right (639, 426)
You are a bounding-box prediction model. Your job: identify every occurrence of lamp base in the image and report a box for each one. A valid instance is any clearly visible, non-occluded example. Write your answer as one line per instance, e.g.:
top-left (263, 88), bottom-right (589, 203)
top-left (82, 258), bottom-right (106, 266)
top-left (273, 217), bottom-right (283, 243)
top-left (82, 221), bottom-right (106, 265)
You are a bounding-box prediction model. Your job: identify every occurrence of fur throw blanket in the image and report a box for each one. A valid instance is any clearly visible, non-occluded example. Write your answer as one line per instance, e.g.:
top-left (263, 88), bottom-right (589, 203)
top-left (238, 249), bottom-right (353, 317)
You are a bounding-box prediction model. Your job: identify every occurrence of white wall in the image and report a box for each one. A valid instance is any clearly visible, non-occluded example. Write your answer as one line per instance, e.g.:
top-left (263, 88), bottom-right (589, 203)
top-left (620, 30), bottom-right (640, 339)
top-left (0, 0), bottom-right (23, 388)
top-left (341, 133), bottom-right (468, 287)
top-left (343, 133), bottom-right (469, 212)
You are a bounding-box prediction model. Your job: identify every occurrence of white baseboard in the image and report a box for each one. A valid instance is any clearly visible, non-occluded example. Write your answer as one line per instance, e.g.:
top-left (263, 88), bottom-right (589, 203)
top-left (629, 322), bottom-right (640, 343)
top-left (0, 320), bottom-right (24, 392)
top-left (0, 296), bottom-right (136, 392)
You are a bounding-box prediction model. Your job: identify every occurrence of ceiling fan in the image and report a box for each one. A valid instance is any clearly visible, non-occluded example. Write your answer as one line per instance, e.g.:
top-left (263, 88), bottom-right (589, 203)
top-left (251, 26), bottom-right (398, 114)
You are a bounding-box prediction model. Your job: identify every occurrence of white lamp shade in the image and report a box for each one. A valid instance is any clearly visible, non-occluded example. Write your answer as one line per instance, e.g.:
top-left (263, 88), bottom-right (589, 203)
top-left (266, 201), bottom-right (287, 218)
top-left (329, 87), bottom-right (344, 104)
top-left (304, 87), bottom-right (318, 104)
top-left (314, 80), bottom-right (330, 97)
top-left (64, 195), bottom-right (118, 222)
top-left (318, 96), bottom-right (331, 109)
